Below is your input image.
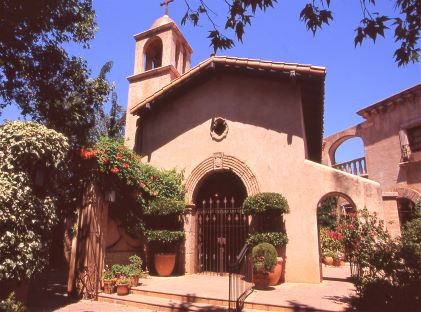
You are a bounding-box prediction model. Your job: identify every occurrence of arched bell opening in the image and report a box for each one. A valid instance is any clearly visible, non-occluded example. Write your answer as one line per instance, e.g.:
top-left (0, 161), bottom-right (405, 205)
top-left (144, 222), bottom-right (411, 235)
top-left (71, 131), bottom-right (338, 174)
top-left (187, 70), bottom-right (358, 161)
top-left (144, 37), bottom-right (163, 71)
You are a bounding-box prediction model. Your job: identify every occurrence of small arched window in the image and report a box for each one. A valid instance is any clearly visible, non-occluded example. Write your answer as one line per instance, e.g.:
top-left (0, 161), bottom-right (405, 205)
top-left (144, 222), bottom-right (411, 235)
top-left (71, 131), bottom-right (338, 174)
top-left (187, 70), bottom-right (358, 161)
top-left (144, 37), bottom-right (163, 71)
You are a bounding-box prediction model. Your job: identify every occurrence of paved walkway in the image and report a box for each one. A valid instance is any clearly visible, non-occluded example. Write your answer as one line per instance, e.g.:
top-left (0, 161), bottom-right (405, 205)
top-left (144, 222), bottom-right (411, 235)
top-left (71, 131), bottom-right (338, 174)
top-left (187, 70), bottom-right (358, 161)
top-left (27, 265), bottom-right (354, 311)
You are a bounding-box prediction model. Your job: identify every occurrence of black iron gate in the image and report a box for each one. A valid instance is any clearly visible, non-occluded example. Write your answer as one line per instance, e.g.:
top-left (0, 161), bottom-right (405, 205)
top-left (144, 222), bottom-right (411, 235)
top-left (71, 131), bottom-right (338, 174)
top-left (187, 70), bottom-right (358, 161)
top-left (197, 197), bottom-right (249, 274)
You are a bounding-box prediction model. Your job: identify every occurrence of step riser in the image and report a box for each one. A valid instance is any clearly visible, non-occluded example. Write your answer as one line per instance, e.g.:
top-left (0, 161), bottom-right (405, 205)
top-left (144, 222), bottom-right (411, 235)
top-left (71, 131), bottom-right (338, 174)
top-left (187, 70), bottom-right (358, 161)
top-left (131, 288), bottom-right (230, 307)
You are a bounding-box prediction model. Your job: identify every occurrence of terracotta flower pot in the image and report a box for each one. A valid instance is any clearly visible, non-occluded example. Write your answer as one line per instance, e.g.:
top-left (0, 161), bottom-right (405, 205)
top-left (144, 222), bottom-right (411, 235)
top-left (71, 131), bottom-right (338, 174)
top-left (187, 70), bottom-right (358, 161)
top-left (268, 257), bottom-right (284, 286)
top-left (154, 253), bottom-right (176, 277)
top-left (323, 256), bottom-right (334, 266)
top-left (130, 275), bottom-right (140, 287)
top-left (253, 272), bottom-right (270, 290)
top-left (103, 280), bottom-right (116, 294)
top-left (116, 283), bottom-right (130, 296)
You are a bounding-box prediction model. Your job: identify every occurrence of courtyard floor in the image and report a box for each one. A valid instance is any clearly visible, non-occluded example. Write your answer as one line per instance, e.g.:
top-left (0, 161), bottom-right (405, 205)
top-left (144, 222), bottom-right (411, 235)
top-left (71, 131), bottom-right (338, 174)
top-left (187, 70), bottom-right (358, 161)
top-left (28, 264), bottom-right (355, 311)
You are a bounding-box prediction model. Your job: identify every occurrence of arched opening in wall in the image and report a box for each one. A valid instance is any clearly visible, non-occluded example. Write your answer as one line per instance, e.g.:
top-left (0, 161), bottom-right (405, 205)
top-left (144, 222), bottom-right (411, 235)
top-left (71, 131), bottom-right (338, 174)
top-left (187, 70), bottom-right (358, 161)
top-left (194, 170), bottom-right (248, 274)
top-left (144, 37), bottom-right (163, 71)
top-left (397, 197), bottom-right (416, 226)
top-left (333, 137), bottom-right (367, 177)
top-left (317, 193), bottom-right (356, 281)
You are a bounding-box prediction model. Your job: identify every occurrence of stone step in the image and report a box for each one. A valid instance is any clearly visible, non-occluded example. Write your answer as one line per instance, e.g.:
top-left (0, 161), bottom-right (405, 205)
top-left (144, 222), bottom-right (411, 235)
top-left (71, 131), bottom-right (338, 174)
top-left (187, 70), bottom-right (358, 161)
top-left (97, 292), bottom-right (230, 311)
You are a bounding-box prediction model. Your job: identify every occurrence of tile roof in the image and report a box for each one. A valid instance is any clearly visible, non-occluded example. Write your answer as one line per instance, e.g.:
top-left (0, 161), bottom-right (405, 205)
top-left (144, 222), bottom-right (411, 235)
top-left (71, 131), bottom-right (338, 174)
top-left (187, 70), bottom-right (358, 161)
top-left (130, 56), bottom-right (326, 114)
top-left (357, 83), bottom-right (421, 119)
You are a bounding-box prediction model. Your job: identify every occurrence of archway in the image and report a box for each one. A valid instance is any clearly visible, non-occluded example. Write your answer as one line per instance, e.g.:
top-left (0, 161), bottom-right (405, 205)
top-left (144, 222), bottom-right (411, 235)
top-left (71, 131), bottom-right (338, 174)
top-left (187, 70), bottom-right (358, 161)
top-left (317, 192), bottom-right (356, 281)
top-left (332, 137), bottom-right (367, 177)
top-left (195, 170), bottom-right (248, 273)
top-left (144, 37), bottom-right (163, 71)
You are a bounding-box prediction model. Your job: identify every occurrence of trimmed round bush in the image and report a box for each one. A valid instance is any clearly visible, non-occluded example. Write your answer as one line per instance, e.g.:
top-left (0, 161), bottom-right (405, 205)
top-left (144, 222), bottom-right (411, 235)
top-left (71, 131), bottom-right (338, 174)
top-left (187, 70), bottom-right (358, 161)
top-left (247, 232), bottom-right (288, 247)
top-left (243, 192), bottom-right (289, 215)
top-left (252, 242), bottom-right (277, 274)
top-left (144, 198), bottom-right (185, 216)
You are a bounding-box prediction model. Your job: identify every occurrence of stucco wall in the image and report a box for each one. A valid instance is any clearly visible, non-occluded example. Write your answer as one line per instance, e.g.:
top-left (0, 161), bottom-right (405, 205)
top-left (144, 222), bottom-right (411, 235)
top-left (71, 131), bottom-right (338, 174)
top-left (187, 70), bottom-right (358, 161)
top-left (134, 71), bottom-right (383, 283)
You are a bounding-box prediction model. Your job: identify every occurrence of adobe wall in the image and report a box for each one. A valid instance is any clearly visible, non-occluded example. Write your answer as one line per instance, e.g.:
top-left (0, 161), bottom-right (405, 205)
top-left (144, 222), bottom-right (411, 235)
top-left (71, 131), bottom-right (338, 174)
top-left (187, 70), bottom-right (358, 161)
top-left (136, 72), bottom-right (383, 283)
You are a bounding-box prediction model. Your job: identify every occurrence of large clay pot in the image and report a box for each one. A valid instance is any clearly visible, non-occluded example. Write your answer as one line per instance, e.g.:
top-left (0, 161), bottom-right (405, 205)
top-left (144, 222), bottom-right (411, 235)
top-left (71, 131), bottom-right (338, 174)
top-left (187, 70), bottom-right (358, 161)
top-left (154, 253), bottom-right (176, 277)
top-left (323, 256), bottom-right (334, 266)
top-left (268, 257), bottom-right (283, 286)
top-left (253, 272), bottom-right (270, 290)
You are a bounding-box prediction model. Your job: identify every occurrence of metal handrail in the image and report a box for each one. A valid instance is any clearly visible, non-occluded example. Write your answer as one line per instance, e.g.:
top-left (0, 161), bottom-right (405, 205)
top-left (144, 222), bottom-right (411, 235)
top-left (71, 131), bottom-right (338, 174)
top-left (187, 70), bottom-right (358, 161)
top-left (228, 243), bottom-right (253, 312)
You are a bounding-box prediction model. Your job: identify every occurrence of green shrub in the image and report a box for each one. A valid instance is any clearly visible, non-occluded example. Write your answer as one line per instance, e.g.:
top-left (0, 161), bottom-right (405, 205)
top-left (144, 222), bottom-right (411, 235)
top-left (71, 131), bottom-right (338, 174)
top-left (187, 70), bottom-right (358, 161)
top-left (252, 243), bottom-right (277, 274)
top-left (145, 230), bottom-right (185, 244)
top-left (401, 218), bottom-right (421, 273)
top-left (0, 292), bottom-right (25, 312)
top-left (144, 198), bottom-right (185, 216)
top-left (116, 277), bottom-right (130, 285)
top-left (247, 232), bottom-right (288, 247)
top-left (126, 254), bottom-right (146, 277)
top-left (0, 121), bottom-right (68, 281)
top-left (102, 268), bottom-right (115, 281)
top-left (243, 192), bottom-right (289, 215)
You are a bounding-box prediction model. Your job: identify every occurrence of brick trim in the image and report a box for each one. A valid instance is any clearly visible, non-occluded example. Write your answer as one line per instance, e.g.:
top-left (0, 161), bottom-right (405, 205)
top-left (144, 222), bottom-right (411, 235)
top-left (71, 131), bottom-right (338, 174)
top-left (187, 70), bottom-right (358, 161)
top-left (393, 187), bottom-right (421, 203)
top-left (185, 153), bottom-right (260, 204)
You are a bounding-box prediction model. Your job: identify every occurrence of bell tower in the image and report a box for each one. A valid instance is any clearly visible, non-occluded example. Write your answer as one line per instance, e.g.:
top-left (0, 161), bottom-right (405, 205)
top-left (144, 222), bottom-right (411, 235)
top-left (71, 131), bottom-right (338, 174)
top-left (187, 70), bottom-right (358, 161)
top-left (124, 13), bottom-right (193, 149)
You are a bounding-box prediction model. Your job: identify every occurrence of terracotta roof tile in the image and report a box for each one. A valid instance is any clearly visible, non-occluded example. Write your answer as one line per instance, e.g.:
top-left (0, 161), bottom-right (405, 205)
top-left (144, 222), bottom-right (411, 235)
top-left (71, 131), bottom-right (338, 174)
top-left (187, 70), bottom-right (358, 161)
top-left (130, 56), bottom-right (326, 114)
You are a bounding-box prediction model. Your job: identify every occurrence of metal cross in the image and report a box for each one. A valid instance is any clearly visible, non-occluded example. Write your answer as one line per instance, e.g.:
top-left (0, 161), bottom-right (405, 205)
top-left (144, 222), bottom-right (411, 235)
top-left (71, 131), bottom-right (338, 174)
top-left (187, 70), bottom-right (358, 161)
top-left (160, 0), bottom-right (175, 15)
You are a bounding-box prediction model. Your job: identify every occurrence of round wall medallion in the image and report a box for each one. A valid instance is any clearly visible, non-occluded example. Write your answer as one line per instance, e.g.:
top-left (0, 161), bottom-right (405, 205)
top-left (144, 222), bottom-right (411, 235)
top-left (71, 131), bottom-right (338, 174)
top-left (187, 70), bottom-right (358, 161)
top-left (210, 117), bottom-right (228, 141)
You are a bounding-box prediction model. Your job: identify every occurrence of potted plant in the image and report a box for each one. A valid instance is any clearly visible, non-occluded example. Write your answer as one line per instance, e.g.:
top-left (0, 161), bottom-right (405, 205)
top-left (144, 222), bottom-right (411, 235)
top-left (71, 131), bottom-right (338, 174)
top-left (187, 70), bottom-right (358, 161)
top-left (115, 277), bottom-right (130, 296)
top-left (102, 268), bottom-right (116, 294)
top-left (126, 255), bottom-right (146, 287)
top-left (244, 192), bottom-right (290, 285)
top-left (252, 243), bottom-right (278, 290)
top-left (146, 230), bottom-right (185, 276)
top-left (143, 197), bottom-right (186, 277)
top-left (322, 250), bottom-right (336, 266)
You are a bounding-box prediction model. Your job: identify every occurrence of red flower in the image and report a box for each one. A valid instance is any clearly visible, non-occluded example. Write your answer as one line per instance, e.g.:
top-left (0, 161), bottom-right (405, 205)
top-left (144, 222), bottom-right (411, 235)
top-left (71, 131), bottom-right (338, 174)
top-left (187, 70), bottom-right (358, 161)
top-left (117, 146), bottom-right (124, 151)
top-left (116, 153), bottom-right (123, 160)
top-left (102, 157), bottom-right (109, 164)
top-left (111, 167), bottom-right (119, 174)
top-left (123, 163), bottom-right (129, 169)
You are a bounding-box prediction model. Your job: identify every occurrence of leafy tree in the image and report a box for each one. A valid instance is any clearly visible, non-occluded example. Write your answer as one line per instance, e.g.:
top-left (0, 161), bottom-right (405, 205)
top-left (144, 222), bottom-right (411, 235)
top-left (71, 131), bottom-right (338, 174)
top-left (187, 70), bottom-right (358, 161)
top-left (182, 0), bottom-right (420, 66)
top-left (0, 0), bottom-right (112, 147)
top-left (95, 91), bottom-right (126, 140)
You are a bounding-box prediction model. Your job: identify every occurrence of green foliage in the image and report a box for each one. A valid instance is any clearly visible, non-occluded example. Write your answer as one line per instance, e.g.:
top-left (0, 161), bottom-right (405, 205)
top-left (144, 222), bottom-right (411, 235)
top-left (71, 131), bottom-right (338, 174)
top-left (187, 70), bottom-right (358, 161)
top-left (252, 243), bottom-right (277, 274)
top-left (0, 292), bottom-right (25, 312)
top-left (243, 192), bottom-right (289, 215)
top-left (102, 268), bottom-right (115, 281)
top-left (340, 208), bottom-right (421, 311)
top-left (401, 218), bottom-right (421, 273)
top-left (317, 196), bottom-right (337, 229)
top-left (182, 0), bottom-right (419, 65)
top-left (145, 230), bottom-right (185, 245)
top-left (0, 121), bottom-right (68, 281)
top-left (126, 255), bottom-right (146, 277)
top-left (86, 136), bottom-right (184, 203)
top-left (144, 198), bottom-right (186, 216)
top-left (115, 277), bottom-right (130, 285)
top-left (247, 232), bottom-right (288, 247)
top-left (95, 91), bottom-right (125, 140)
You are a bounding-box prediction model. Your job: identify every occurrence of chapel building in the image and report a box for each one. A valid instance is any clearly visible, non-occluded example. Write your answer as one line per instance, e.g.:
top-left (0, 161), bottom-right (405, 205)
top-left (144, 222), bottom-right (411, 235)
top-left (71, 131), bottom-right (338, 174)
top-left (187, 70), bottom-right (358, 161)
top-left (123, 14), bottom-right (383, 283)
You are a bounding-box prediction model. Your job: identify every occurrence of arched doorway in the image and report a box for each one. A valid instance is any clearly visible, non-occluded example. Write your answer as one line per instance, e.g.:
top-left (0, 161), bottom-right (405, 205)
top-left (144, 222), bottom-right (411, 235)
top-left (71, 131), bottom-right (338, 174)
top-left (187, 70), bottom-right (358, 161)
top-left (317, 192), bottom-right (356, 280)
top-left (195, 170), bottom-right (248, 274)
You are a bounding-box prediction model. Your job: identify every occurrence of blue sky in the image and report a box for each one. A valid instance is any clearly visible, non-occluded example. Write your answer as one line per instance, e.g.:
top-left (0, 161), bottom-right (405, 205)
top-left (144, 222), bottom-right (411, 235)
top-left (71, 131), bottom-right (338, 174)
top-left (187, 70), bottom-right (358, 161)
top-left (1, 0), bottom-right (420, 162)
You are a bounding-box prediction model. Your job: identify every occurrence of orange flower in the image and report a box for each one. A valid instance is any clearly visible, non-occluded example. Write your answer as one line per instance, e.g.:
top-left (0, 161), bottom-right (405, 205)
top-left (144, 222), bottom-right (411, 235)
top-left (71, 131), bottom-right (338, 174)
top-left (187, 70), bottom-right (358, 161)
top-left (116, 153), bottom-right (123, 160)
top-left (111, 167), bottom-right (119, 174)
top-left (117, 146), bottom-right (124, 151)
top-left (102, 157), bottom-right (109, 164)
top-left (123, 163), bottom-right (129, 169)
top-left (139, 182), bottom-right (146, 189)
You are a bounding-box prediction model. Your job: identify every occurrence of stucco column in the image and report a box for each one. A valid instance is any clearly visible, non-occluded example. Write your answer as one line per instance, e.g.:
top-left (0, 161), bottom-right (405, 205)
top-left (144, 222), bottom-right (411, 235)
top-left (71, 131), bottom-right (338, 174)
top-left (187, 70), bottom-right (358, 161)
top-left (183, 204), bottom-right (197, 274)
top-left (382, 192), bottom-right (401, 238)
